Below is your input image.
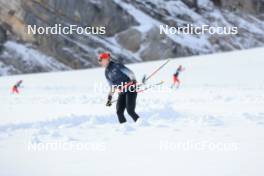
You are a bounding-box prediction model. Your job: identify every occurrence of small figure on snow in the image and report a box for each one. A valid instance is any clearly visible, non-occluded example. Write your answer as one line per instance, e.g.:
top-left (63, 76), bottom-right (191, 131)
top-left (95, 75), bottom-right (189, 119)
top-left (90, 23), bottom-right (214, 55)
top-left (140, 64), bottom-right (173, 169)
top-left (171, 65), bottom-right (184, 88)
top-left (98, 52), bottom-right (140, 124)
top-left (12, 80), bottom-right (23, 94)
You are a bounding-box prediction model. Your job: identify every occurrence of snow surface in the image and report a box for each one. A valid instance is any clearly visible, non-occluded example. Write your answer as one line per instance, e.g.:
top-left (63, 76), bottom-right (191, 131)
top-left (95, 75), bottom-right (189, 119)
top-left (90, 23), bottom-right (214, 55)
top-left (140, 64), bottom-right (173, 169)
top-left (0, 48), bottom-right (264, 176)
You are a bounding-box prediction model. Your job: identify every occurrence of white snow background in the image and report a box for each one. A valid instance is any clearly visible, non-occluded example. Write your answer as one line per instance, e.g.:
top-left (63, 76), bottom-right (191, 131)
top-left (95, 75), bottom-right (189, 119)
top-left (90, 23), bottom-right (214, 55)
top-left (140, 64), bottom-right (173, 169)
top-left (0, 47), bottom-right (264, 176)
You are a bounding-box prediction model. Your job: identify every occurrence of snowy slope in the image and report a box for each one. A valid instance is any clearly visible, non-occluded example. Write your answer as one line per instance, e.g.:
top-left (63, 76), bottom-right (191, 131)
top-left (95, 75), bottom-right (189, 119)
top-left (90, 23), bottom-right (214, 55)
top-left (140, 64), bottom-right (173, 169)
top-left (0, 48), bottom-right (264, 176)
top-left (0, 41), bottom-right (70, 75)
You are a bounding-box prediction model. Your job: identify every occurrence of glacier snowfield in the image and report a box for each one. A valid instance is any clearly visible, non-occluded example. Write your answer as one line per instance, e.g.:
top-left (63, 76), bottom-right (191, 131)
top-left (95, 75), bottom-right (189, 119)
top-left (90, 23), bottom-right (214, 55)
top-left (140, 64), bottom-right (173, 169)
top-left (0, 47), bottom-right (264, 176)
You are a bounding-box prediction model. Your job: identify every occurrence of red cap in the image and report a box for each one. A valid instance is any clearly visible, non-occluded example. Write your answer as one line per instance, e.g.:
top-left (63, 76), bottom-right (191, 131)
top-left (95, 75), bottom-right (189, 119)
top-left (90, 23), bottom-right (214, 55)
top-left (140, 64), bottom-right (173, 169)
top-left (99, 52), bottom-right (110, 60)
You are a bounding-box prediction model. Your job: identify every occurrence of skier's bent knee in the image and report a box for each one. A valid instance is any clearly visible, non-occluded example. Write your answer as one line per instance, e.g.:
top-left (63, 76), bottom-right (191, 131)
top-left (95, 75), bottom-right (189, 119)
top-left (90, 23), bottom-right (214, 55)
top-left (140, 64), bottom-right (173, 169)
top-left (127, 110), bottom-right (139, 121)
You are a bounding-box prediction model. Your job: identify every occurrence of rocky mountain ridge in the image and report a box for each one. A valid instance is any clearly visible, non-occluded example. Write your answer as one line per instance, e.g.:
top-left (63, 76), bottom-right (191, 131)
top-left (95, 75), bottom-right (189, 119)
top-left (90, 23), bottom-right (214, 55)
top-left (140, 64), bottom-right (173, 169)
top-left (0, 0), bottom-right (264, 75)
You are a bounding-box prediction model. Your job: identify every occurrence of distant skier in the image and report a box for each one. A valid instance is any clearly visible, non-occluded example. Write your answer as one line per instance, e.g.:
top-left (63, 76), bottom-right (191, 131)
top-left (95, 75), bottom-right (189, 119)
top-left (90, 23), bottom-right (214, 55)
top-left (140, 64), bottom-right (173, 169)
top-left (171, 65), bottom-right (184, 88)
top-left (12, 80), bottom-right (23, 94)
top-left (98, 52), bottom-right (140, 124)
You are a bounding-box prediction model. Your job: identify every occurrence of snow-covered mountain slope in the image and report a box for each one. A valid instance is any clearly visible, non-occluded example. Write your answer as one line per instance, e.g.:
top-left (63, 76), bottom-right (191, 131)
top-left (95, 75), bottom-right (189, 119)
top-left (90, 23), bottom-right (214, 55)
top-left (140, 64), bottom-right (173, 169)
top-left (0, 0), bottom-right (264, 75)
top-left (0, 41), bottom-right (70, 75)
top-left (0, 48), bottom-right (264, 176)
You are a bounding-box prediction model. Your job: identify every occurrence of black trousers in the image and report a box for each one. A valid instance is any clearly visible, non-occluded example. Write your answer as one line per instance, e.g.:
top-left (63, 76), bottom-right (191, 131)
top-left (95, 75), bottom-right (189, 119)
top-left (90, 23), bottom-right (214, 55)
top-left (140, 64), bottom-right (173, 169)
top-left (116, 91), bottom-right (140, 123)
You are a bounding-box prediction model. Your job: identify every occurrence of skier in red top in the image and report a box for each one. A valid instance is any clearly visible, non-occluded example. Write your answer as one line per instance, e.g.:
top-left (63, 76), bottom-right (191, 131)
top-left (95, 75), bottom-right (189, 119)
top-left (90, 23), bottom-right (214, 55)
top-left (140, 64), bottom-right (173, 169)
top-left (12, 80), bottom-right (23, 94)
top-left (171, 65), bottom-right (184, 88)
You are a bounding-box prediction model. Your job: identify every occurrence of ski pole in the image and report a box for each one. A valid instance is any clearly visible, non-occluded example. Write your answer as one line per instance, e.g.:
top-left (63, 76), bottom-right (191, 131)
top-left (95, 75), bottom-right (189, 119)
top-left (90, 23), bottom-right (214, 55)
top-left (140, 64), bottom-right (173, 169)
top-left (137, 81), bottom-right (164, 93)
top-left (145, 59), bottom-right (170, 82)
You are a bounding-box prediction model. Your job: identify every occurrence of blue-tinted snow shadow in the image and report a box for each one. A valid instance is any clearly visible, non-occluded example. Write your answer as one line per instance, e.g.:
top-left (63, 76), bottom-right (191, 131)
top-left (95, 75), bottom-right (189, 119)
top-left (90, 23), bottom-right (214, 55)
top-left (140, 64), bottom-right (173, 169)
top-left (0, 105), bottom-right (182, 134)
top-left (0, 114), bottom-right (117, 134)
top-left (243, 112), bottom-right (264, 125)
top-left (200, 115), bottom-right (225, 127)
top-left (0, 104), bottom-right (226, 136)
top-left (138, 105), bottom-right (184, 127)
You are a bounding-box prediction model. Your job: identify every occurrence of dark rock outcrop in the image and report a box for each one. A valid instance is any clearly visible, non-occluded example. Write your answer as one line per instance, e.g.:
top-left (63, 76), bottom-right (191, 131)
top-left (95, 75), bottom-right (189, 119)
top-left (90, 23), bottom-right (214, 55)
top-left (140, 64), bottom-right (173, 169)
top-left (116, 28), bottom-right (142, 52)
top-left (0, 0), bottom-right (264, 76)
top-left (0, 25), bottom-right (7, 53)
top-left (213, 0), bottom-right (264, 14)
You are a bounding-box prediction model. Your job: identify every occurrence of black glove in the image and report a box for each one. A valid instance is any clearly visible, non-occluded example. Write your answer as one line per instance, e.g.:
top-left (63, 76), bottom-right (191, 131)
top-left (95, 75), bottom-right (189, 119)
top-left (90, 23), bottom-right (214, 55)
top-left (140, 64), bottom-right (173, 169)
top-left (106, 95), bottom-right (112, 107)
top-left (106, 100), bottom-right (112, 107)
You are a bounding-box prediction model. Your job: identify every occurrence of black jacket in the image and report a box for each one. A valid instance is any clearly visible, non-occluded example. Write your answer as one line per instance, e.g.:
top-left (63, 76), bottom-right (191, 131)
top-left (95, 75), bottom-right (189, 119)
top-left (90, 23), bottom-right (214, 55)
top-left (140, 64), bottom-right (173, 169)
top-left (105, 61), bottom-right (136, 87)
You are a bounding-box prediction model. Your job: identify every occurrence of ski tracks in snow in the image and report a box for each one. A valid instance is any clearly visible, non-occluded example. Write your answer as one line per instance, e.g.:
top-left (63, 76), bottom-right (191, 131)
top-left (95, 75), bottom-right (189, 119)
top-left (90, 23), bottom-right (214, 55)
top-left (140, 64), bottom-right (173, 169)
top-left (0, 85), bottom-right (264, 143)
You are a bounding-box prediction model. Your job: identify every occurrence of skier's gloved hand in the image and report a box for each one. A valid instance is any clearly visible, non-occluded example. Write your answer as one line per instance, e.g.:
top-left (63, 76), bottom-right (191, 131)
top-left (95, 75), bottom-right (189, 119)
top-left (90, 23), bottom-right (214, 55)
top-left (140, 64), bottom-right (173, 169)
top-left (107, 95), bottom-right (112, 101)
top-left (132, 80), bottom-right (137, 84)
top-left (106, 100), bottom-right (112, 107)
top-left (106, 95), bottom-right (112, 107)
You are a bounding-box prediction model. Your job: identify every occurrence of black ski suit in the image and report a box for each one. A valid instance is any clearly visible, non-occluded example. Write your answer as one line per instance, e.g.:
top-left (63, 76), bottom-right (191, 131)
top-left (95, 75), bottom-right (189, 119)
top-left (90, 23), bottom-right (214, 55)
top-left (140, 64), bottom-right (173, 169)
top-left (105, 61), bottom-right (140, 123)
